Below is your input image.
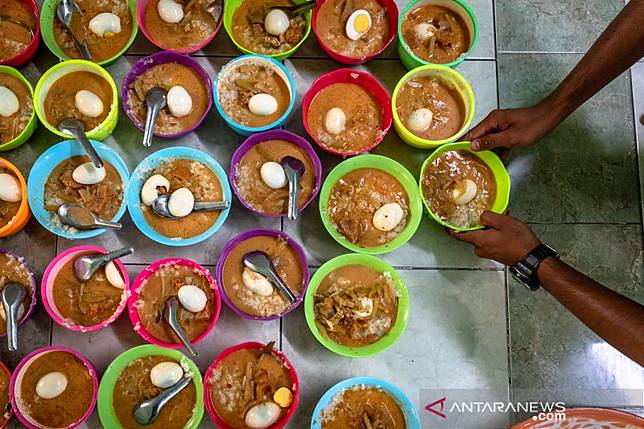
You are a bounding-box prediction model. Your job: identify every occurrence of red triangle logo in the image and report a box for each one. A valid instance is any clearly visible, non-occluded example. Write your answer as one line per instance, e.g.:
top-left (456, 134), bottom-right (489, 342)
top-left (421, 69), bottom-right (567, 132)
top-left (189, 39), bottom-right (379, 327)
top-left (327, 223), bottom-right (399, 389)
top-left (425, 397), bottom-right (448, 419)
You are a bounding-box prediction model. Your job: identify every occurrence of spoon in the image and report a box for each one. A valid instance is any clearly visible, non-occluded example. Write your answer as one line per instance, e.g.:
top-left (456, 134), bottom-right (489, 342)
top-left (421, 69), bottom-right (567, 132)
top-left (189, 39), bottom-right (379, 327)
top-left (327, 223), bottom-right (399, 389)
top-left (280, 156), bottom-right (305, 221)
top-left (0, 15), bottom-right (35, 38)
top-left (133, 376), bottom-right (191, 425)
top-left (143, 87), bottom-right (168, 148)
top-left (163, 297), bottom-right (197, 357)
top-left (56, 0), bottom-right (92, 60)
top-left (269, 0), bottom-right (316, 15)
top-left (1, 282), bottom-right (26, 352)
top-left (58, 118), bottom-right (103, 169)
top-left (152, 194), bottom-right (229, 219)
top-left (242, 251), bottom-right (297, 303)
top-left (57, 203), bottom-right (122, 230)
top-left (73, 247), bottom-right (134, 282)
top-left (205, 0), bottom-right (224, 23)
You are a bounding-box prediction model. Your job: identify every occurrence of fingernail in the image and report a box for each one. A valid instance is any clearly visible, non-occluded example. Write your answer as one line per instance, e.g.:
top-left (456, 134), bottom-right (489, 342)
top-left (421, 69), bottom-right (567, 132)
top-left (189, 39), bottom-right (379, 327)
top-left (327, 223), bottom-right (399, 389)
top-left (471, 140), bottom-right (480, 150)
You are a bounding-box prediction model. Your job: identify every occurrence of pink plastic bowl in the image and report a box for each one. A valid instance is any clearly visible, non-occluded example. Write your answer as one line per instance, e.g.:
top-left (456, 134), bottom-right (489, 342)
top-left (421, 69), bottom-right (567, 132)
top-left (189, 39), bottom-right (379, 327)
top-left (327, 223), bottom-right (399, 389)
top-left (10, 346), bottom-right (98, 429)
top-left (312, 0), bottom-right (398, 65)
top-left (128, 258), bottom-right (221, 348)
top-left (0, 360), bottom-right (12, 428)
top-left (41, 246), bottom-right (131, 332)
top-left (204, 341), bottom-right (300, 429)
top-left (136, 0), bottom-right (222, 53)
top-left (0, 0), bottom-right (40, 68)
top-left (302, 68), bottom-right (393, 157)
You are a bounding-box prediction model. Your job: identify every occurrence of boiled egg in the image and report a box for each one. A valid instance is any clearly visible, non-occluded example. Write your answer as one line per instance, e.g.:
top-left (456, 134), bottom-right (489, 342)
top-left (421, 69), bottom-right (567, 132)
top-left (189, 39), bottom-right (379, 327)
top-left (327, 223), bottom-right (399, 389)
top-left (157, 0), bottom-right (184, 23)
top-left (150, 361), bottom-right (184, 388)
top-left (105, 262), bottom-right (125, 289)
top-left (407, 108), bottom-right (433, 133)
top-left (167, 86), bottom-right (193, 118)
top-left (324, 107), bottom-right (346, 135)
top-left (273, 387), bottom-right (293, 408)
top-left (245, 402), bottom-right (281, 429)
top-left (242, 268), bottom-right (274, 296)
top-left (141, 174), bottom-right (170, 206)
top-left (264, 9), bottom-right (290, 36)
top-left (88, 12), bottom-right (122, 37)
top-left (414, 22), bottom-right (436, 42)
top-left (75, 90), bottom-right (104, 119)
top-left (36, 372), bottom-right (68, 399)
top-left (0, 173), bottom-right (21, 203)
top-left (345, 9), bottom-right (371, 40)
top-left (177, 285), bottom-right (208, 313)
top-left (248, 93), bottom-right (278, 116)
top-left (72, 162), bottom-right (106, 185)
top-left (452, 179), bottom-right (478, 205)
top-left (260, 161), bottom-right (287, 189)
top-left (168, 188), bottom-right (194, 218)
top-left (0, 86), bottom-right (20, 117)
top-left (372, 202), bottom-right (404, 231)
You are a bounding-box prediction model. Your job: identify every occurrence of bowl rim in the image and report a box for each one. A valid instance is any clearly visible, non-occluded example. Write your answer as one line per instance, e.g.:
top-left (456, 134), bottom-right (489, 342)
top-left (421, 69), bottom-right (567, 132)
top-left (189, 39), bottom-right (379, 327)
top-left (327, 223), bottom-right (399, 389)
top-left (310, 376), bottom-right (421, 428)
top-left (0, 157), bottom-right (31, 237)
top-left (40, 0), bottom-right (139, 66)
top-left (26, 139), bottom-right (130, 240)
top-left (97, 344), bottom-right (204, 429)
top-left (391, 63), bottom-right (476, 148)
top-left (215, 228), bottom-right (310, 321)
top-left (311, 0), bottom-right (399, 64)
top-left (128, 257), bottom-right (222, 348)
top-left (0, 0), bottom-right (40, 67)
top-left (213, 54), bottom-right (296, 134)
top-left (303, 253), bottom-right (410, 357)
top-left (318, 154), bottom-right (423, 254)
top-left (125, 146), bottom-right (232, 246)
top-left (418, 141), bottom-right (511, 231)
top-left (397, 0), bottom-right (479, 69)
top-left (41, 245), bottom-right (131, 332)
top-left (10, 346), bottom-right (98, 429)
top-left (120, 51), bottom-right (214, 139)
top-left (203, 341), bottom-right (300, 429)
top-left (0, 66), bottom-right (37, 151)
top-left (229, 129), bottom-right (323, 217)
top-left (33, 59), bottom-right (119, 139)
top-left (301, 68), bottom-right (393, 157)
top-left (0, 247), bottom-right (37, 335)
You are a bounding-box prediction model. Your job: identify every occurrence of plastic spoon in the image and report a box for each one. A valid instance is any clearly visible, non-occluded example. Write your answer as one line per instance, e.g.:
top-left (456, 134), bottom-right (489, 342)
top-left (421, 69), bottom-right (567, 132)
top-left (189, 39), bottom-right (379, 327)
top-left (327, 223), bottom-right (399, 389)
top-left (269, 0), bottom-right (316, 16)
top-left (280, 156), bottom-right (305, 221)
top-left (57, 203), bottom-right (122, 230)
top-left (133, 376), bottom-right (192, 425)
top-left (142, 87), bottom-right (168, 147)
top-left (163, 297), bottom-right (197, 357)
top-left (205, 0), bottom-right (223, 23)
top-left (1, 282), bottom-right (26, 352)
top-left (73, 247), bottom-right (134, 282)
top-left (58, 118), bottom-right (104, 169)
top-left (151, 194), bottom-right (229, 219)
top-left (56, 0), bottom-right (92, 60)
top-left (242, 251), bottom-right (297, 303)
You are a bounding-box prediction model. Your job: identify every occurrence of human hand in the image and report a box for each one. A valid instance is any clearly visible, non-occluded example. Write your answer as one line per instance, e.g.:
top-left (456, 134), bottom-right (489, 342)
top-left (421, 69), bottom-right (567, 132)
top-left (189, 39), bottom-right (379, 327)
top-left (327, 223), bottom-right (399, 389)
top-left (448, 212), bottom-right (541, 266)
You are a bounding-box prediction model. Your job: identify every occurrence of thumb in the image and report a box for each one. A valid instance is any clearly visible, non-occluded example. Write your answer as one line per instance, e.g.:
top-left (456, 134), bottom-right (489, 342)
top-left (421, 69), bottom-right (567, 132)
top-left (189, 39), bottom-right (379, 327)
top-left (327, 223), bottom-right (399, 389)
top-left (479, 211), bottom-right (508, 229)
top-left (470, 131), bottom-right (512, 151)
top-left (463, 111), bottom-right (501, 141)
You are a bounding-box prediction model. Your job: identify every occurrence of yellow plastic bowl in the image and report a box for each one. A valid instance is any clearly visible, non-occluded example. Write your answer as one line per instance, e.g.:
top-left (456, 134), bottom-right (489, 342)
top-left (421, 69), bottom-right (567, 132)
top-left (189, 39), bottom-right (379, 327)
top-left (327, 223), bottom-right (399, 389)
top-left (392, 64), bottom-right (475, 149)
top-left (0, 158), bottom-right (30, 238)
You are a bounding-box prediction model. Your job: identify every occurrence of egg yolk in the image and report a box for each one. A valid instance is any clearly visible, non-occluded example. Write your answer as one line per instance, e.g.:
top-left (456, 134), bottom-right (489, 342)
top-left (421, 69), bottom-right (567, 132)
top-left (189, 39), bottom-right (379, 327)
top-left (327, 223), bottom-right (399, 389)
top-left (353, 14), bottom-right (370, 33)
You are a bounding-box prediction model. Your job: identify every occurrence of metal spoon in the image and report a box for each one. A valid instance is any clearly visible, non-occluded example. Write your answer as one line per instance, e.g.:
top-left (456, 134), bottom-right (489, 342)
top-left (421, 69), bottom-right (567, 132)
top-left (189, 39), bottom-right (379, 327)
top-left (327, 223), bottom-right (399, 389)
top-left (133, 376), bottom-right (191, 425)
top-left (280, 156), bottom-right (305, 221)
top-left (56, 0), bottom-right (92, 60)
top-left (58, 118), bottom-right (103, 169)
top-left (269, 0), bottom-right (316, 16)
top-left (242, 251), bottom-right (297, 303)
top-left (152, 194), bottom-right (229, 219)
top-left (73, 247), bottom-right (133, 282)
top-left (205, 0), bottom-right (223, 23)
top-left (0, 15), bottom-right (35, 38)
top-left (163, 297), bottom-right (197, 357)
top-left (143, 87), bottom-right (168, 147)
top-left (1, 282), bottom-right (26, 352)
top-left (57, 203), bottom-right (122, 230)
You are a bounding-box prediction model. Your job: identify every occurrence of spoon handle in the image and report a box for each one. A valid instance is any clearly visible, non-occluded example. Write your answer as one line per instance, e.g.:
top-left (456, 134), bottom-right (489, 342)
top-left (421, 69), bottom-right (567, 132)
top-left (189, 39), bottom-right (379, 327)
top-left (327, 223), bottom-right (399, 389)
top-left (143, 102), bottom-right (163, 147)
top-left (286, 171), bottom-right (300, 221)
top-left (4, 301), bottom-right (17, 352)
top-left (152, 377), bottom-right (191, 408)
top-left (92, 218), bottom-right (122, 230)
top-left (291, 0), bottom-right (316, 15)
top-left (268, 268), bottom-right (297, 304)
top-left (193, 201), bottom-right (230, 212)
top-left (67, 127), bottom-right (103, 168)
top-left (165, 299), bottom-right (198, 357)
top-left (77, 39), bottom-right (92, 61)
top-left (92, 247), bottom-right (134, 268)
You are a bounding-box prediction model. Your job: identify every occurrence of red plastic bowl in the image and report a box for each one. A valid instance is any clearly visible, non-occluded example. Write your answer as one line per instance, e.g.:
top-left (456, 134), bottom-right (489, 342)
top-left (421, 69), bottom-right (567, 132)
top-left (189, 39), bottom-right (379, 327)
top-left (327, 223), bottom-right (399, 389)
top-left (302, 68), bottom-right (393, 157)
top-left (0, 0), bottom-right (40, 67)
top-left (204, 342), bottom-right (299, 429)
top-left (312, 0), bottom-right (398, 65)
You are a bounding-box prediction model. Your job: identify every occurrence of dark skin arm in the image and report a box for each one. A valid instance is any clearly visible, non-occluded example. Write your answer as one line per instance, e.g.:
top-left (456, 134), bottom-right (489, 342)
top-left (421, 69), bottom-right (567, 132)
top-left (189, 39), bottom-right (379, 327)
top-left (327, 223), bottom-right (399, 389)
top-left (464, 0), bottom-right (644, 151)
top-left (451, 212), bottom-right (644, 365)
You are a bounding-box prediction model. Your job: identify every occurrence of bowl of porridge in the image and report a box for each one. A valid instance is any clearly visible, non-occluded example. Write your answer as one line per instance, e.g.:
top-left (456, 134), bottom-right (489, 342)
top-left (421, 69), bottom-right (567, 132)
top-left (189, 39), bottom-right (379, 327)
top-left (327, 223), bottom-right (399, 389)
top-left (0, 248), bottom-right (37, 337)
top-left (0, 158), bottom-right (30, 238)
top-left (0, 0), bottom-right (39, 68)
top-left (0, 66), bottom-right (37, 152)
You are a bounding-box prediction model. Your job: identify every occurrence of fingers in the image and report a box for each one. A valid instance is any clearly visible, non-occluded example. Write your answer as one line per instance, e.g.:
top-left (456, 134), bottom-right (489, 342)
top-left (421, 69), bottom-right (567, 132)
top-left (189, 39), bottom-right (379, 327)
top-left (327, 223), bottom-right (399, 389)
top-left (479, 211), bottom-right (508, 229)
top-left (447, 228), bottom-right (485, 246)
top-left (470, 131), bottom-right (512, 151)
top-left (463, 111), bottom-right (500, 141)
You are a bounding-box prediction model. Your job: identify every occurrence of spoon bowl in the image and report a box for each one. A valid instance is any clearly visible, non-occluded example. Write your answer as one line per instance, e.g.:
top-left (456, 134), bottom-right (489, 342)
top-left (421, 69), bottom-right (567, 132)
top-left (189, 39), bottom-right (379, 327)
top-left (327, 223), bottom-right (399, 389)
top-left (1, 282), bottom-right (27, 351)
top-left (152, 194), bottom-right (230, 219)
top-left (56, 0), bottom-right (92, 60)
top-left (280, 156), bottom-right (305, 221)
top-left (142, 87), bottom-right (168, 147)
top-left (242, 251), bottom-right (297, 303)
top-left (57, 203), bottom-right (122, 230)
top-left (73, 247), bottom-right (134, 282)
top-left (133, 376), bottom-right (192, 425)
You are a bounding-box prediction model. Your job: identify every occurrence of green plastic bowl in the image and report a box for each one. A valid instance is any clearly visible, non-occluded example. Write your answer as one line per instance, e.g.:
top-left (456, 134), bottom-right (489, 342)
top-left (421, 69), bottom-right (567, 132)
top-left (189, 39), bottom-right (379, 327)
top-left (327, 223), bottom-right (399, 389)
top-left (40, 0), bottom-right (138, 66)
top-left (223, 0), bottom-right (312, 61)
top-left (0, 66), bottom-right (37, 152)
top-left (34, 60), bottom-right (119, 141)
top-left (419, 141), bottom-right (511, 231)
top-left (97, 344), bottom-right (204, 429)
top-left (397, 0), bottom-right (478, 70)
top-left (392, 64), bottom-right (475, 149)
top-left (319, 154), bottom-right (423, 254)
top-left (304, 253), bottom-right (410, 357)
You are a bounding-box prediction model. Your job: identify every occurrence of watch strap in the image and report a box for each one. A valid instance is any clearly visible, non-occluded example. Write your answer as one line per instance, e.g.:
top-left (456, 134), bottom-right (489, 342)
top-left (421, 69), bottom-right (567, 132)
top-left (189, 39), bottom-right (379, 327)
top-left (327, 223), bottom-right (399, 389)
top-left (510, 244), bottom-right (558, 291)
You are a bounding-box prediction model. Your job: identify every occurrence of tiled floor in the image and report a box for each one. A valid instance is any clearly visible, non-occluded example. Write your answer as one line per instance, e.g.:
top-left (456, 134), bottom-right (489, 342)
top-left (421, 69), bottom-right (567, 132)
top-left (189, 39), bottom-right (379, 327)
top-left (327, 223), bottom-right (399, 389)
top-left (1, 0), bottom-right (643, 428)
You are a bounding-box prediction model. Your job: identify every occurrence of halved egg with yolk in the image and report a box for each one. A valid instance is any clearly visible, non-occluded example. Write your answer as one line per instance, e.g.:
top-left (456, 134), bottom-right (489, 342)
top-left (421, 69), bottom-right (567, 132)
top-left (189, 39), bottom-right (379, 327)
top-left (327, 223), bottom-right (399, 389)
top-left (345, 9), bottom-right (372, 40)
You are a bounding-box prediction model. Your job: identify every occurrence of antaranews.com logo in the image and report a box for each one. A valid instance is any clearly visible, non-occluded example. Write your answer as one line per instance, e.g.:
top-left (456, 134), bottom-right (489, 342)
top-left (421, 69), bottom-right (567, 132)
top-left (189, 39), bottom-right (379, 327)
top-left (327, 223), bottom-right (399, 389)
top-left (425, 396), bottom-right (566, 423)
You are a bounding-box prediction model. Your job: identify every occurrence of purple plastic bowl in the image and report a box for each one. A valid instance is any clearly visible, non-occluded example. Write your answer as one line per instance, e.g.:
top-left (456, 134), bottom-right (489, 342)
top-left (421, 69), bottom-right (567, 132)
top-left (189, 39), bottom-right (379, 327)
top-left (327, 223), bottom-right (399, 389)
top-left (215, 228), bottom-right (310, 321)
top-left (121, 51), bottom-right (213, 139)
top-left (0, 248), bottom-right (37, 337)
top-left (229, 129), bottom-right (323, 218)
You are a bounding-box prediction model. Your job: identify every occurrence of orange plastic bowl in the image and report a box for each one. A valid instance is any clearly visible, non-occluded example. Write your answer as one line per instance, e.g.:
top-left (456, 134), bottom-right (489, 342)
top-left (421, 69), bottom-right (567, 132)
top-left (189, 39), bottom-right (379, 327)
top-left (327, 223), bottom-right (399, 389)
top-left (0, 158), bottom-right (30, 238)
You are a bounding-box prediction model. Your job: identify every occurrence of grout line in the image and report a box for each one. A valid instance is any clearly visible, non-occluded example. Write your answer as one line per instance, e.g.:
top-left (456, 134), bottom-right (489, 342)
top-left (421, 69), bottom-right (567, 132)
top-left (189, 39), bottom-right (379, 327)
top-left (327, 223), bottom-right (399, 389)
top-left (306, 264), bottom-right (505, 271)
top-left (498, 50), bottom-right (585, 55)
top-left (504, 266), bottom-right (513, 407)
top-left (526, 221), bottom-right (641, 226)
top-left (629, 68), bottom-right (644, 242)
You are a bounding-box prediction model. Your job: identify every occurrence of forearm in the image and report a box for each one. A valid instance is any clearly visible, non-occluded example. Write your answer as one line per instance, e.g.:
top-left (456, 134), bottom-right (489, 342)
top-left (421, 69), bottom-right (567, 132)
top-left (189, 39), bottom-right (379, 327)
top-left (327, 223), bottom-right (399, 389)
top-left (543, 0), bottom-right (644, 121)
top-left (537, 257), bottom-right (644, 365)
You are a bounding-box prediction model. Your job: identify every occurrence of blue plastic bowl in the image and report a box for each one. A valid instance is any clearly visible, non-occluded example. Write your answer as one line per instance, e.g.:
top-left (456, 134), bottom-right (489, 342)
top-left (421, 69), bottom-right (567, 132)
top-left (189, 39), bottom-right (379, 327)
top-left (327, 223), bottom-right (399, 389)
top-left (310, 376), bottom-right (421, 428)
top-left (126, 147), bottom-right (232, 246)
top-left (213, 54), bottom-right (296, 136)
top-left (27, 140), bottom-right (130, 240)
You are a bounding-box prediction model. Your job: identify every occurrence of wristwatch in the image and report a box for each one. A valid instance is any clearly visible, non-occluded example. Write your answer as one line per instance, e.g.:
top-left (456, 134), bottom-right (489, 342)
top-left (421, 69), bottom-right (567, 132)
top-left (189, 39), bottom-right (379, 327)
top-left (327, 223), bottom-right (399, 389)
top-left (509, 244), bottom-right (558, 291)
